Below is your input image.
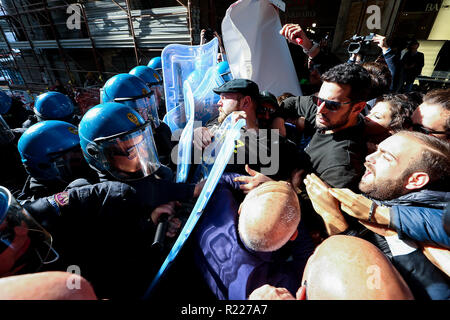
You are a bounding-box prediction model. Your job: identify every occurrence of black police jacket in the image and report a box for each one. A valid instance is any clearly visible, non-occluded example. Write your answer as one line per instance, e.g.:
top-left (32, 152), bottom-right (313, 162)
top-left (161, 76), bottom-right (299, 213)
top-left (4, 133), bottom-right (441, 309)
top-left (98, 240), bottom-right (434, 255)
top-left (23, 177), bottom-right (196, 299)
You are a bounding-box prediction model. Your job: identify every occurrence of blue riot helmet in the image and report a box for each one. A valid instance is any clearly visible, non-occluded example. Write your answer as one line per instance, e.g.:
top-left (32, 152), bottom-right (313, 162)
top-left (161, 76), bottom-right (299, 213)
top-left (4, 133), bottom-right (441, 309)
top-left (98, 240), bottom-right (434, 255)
top-left (0, 115), bottom-right (15, 146)
top-left (129, 66), bottom-right (164, 119)
top-left (216, 61), bottom-right (232, 82)
top-left (33, 91), bottom-right (74, 121)
top-left (101, 73), bottom-right (160, 128)
top-left (0, 185), bottom-right (59, 277)
top-left (79, 102), bottom-right (160, 181)
top-left (0, 89), bottom-right (12, 114)
top-left (18, 120), bottom-right (82, 183)
top-left (148, 57), bottom-right (162, 78)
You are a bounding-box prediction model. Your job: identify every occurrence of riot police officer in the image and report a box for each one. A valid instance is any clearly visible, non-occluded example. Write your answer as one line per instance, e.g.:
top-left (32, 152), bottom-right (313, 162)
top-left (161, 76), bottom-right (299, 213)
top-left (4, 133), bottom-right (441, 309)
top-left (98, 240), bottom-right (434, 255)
top-left (22, 91), bottom-right (80, 129)
top-left (20, 103), bottom-right (204, 298)
top-left (101, 73), bottom-right (173, 166)
top-left (17, 120), bottom-right (97, 199)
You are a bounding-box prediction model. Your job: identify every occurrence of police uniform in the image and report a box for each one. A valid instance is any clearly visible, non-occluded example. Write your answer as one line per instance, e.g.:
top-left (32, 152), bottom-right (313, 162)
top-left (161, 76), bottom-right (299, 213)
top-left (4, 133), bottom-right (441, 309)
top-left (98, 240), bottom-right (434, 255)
top-left (23, 176), bottom-right (196, 299)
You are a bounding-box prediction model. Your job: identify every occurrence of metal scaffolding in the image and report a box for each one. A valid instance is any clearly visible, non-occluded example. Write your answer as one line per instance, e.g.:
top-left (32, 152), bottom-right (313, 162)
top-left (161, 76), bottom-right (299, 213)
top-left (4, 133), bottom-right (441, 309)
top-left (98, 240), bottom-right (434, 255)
top-left (0, 0), bottom-right (195, 94)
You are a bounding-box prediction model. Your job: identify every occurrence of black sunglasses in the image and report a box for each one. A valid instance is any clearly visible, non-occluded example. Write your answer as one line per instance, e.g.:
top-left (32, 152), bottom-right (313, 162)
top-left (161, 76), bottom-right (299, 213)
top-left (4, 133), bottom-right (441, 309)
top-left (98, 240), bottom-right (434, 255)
top-left (258, 106), bottom-right (277, 115)
top-left (412, 123), bottom-right (448, 136)
top-left (312, 96), bottom-right (353, 111)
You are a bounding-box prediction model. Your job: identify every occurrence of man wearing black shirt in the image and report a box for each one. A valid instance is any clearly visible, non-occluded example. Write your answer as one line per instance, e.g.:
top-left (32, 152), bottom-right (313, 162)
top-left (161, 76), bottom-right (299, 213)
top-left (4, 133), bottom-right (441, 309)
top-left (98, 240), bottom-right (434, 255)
top-left (273, 63), bottom-right (371, 190)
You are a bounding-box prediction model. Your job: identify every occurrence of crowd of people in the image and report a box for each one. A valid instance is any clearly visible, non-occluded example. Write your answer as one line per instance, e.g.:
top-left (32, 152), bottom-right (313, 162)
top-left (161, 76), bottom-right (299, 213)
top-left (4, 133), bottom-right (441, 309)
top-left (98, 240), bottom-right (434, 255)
top-left (0, 22), bottom-right (449, 301)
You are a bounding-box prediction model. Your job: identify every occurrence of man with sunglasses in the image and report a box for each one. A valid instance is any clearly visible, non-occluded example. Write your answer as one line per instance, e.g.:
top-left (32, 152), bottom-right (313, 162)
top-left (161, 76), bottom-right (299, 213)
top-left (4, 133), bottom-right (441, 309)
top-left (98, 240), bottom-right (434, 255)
top-left (411, 88), bottom-right (450, 141)
top-left (274, 63), bottom-right (372, 191)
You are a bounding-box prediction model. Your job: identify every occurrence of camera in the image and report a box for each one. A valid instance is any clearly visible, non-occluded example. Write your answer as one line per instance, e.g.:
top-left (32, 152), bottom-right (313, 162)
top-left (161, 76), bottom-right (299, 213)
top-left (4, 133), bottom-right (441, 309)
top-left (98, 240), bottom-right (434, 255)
top-left (346, 33), bottom-right (375, 55)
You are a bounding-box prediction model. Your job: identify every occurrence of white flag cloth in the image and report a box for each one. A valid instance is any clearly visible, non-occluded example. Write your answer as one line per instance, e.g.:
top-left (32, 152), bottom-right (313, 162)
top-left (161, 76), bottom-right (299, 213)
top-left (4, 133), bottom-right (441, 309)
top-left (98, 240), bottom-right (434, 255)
top-left (221, 0), bottom-right (302, 97)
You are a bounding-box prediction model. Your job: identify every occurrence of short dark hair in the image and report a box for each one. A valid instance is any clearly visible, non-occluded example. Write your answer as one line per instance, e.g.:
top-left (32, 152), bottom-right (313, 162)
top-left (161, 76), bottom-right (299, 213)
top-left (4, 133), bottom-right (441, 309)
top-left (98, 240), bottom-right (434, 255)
top-left (362, 62), bottom-right (392, 101)
top-left (398, 131), bottom-right (450, 190)
top-left (423, 88), bottom-right (450, 131)
top-left (375, 94), bottom-right (415, 131)
top-left (321, 63), bottom-right (371, 102)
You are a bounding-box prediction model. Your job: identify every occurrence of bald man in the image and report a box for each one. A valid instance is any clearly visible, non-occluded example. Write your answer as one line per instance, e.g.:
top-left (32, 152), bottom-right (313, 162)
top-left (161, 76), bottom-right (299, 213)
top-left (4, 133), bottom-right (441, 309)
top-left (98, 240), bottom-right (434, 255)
top-left (0, 271), bottom-right (97, 300)
top-left (193, 173), bottom-right (315, 300)
top-left (238, 180), bottom-right (301, 252)
top-left (249, 235), bottom-right (414, 300)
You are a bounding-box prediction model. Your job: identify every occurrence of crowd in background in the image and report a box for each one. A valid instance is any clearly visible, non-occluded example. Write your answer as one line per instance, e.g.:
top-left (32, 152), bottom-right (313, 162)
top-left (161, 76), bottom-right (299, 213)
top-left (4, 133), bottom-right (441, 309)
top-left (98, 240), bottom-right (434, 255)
top-left (0, 22), bottom-right (449, 301)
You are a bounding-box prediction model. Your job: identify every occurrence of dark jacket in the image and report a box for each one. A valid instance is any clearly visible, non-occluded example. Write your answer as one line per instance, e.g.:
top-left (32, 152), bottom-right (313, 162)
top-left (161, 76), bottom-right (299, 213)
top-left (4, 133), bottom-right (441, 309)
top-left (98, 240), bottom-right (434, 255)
top-left (23, 175), bottom-right (196, 299)
top-left (368, 189), bottom-right (450, 300)
top-left (388, 190), bottom-right (450, 249)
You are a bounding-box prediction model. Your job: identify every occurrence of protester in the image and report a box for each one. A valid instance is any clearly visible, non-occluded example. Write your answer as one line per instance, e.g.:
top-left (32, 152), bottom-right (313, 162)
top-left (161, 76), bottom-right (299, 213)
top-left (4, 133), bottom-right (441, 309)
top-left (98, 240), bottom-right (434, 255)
top-left (280, 23), bottom-right (341, 95)
top-left (265, 63), bottom-right (372, 190)
top-left (364, 93), bottom-right (415, 152)
top-left (411, 88), bottom-right (450, 141)
top-left (1, 10), bottom-right (449, 302)
top-left (304, 131), bottom-right (450, 299)
top-left (193, 175), bottom-right (314, 299)
top-left (249, 235), bottom-right (414, 300)
top-left (193, 79), bottom-right (298, 180)
top-left (0, 272), bottom-right (97, 300)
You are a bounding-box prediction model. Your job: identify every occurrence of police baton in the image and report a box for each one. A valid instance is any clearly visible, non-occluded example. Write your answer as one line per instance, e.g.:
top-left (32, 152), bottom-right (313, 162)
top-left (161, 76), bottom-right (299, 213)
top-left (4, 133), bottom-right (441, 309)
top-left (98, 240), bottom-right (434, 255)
top-left (152, 214), bottom-right (168, 250)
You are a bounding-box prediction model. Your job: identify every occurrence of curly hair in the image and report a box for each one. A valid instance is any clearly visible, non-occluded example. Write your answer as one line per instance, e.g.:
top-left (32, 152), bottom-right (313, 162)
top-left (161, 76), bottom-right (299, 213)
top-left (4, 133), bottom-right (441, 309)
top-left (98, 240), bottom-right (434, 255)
top-left (375, 93), bottom-right (415, 131)
top-left (321, 63), bottom-right (372, 102)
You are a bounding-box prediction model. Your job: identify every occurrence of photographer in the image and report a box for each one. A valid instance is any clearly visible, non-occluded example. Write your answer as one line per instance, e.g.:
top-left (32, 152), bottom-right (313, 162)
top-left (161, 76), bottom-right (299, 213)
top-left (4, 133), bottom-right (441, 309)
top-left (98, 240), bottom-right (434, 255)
top-left (347, 34), bottom-right (400, 93)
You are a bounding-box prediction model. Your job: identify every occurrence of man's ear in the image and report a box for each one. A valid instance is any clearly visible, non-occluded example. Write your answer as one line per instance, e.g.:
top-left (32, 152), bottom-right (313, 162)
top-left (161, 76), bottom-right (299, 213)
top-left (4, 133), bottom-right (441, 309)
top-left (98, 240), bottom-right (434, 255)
top-left (289, 229), bottom-right (298, 241)
top-left (352, 101), bottom-right (366, 114)
top-left (240, 96), bottom-right (252, 110)
top-left (238, 203), bottom-right (243, 215)
top-left (405, 172), bottom-right (430, 190)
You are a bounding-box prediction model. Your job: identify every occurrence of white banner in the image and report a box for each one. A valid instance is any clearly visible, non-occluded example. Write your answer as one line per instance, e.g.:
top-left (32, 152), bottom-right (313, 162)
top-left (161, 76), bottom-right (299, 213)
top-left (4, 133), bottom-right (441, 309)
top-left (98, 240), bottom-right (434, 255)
top-left (222, 0), bottom-right (302, 97)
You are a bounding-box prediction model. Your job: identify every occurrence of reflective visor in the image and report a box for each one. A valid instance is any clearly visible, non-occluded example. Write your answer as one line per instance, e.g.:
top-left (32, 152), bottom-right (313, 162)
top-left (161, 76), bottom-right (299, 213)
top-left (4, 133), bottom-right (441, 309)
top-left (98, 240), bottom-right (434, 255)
top-left (96, 123), bottom-right (160, 181)
top-left (149, 84), bottom-right (163, 126)
top-left (0, 186), bottom-right (58, 277)
top-left (47, 147), bottom-right (86, 183)
top-left (114, 91), bottom-right (160, 128)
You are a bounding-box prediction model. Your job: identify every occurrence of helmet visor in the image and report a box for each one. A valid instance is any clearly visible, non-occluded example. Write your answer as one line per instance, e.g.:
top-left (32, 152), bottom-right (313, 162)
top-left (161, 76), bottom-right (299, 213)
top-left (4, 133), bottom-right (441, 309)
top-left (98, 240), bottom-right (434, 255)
top-left (47, 146), bottom-right (89, 183)
top-left (97, 123), bottom-right (160, 181)
top-left (117, 94), bottom-right (160, 129)
top-left (0, 186), bottom-right (58, 277)
top-left (0, 115), bottom-right (14, 146)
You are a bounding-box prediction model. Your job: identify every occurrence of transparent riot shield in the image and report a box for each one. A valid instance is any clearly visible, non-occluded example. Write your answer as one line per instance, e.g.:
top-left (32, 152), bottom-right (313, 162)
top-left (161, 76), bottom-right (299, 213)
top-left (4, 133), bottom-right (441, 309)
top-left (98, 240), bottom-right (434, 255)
top-left (143, 114), bottom-right (246, 298)
top-left (161, 38), bottom-right (219, 132)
